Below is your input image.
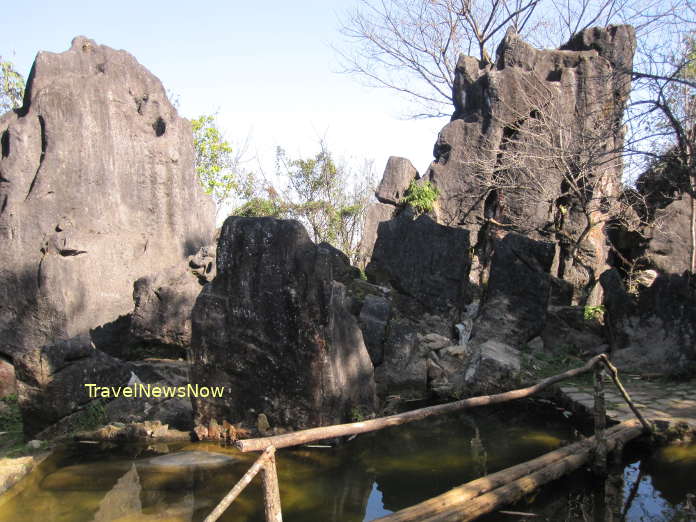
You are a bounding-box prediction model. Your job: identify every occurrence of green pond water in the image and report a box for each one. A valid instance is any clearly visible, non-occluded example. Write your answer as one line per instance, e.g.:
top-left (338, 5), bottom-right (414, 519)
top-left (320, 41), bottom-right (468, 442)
top-left (0, 402), bottom-right (694, 521)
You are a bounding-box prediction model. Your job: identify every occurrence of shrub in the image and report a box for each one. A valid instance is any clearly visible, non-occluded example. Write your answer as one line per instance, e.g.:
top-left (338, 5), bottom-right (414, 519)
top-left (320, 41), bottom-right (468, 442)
top-left (402, 180), bottom-right (439, 214)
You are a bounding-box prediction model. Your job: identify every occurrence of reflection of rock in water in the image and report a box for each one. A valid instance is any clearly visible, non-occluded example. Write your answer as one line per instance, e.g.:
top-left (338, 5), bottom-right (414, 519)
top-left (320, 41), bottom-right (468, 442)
top-left (141, 450), bottom-right (235, 471)
top-left (92, 463), bottom-right (195, 522)
top-left (92, 465), bottom-right (141, 522)
top-left (470, 427), bottom-right (487, 478)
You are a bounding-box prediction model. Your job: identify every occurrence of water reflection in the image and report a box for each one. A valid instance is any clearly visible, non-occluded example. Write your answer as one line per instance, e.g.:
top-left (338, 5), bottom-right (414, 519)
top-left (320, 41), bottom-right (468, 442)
top-left (0, 404), bottom-right (694, 522)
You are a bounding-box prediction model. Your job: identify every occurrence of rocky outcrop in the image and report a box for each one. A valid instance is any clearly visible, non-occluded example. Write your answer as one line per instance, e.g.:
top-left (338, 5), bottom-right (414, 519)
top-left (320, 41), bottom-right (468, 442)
top-left (0, 36), bottom-right (215, 436)
top-left (13, 334), bottom-right (132, 436)
top-left (190, 217), bottom-right (376, 431)
top-left (375, 156), bottom-right (419, 205)
top-left (366, 209), bottom-right (472, 313)
top-left (427, 25), bottom-right (634, 302)
top-left (471, 233), bottom-right (555, 347)
top-left (129, 245), bottom-right (215, 358)
top-left (602, 270), bottom-right (696, 377)
top-left (355, 27), bottom-right (639, 396)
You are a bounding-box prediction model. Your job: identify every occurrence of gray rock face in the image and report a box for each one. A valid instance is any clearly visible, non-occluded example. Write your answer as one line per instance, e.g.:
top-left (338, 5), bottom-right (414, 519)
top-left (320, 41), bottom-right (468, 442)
top-left (0, 358), bottom-right (16, 398)
top-left (0, 37), bottom-right (215, 436)
top-left (428, 26), bottom-right (635, 300)
top-left (129, 245), bottom-right (215, 357)
top-left (358, 295), bottom-right (391, 366)
top-left (602, 270), bottom-right (696, 376)
top-left (13, 334), bottom-right (131, 436)
top-left (357, 202), bottom-right (395, 267)
top-left (644, 197), bottom-right (692, 275)
top-left (366, 210), bottom-right (472, 313)
top-left (104, 360), bottom-right (194, 430)
top-left (375, 156), bottom-right (418, 205)
top-left (471, 233), bottom-right (555, 347)
top-left (190, 217), bottom-right (376, 431)
top-left (462, 340), bottom-right (521, 396)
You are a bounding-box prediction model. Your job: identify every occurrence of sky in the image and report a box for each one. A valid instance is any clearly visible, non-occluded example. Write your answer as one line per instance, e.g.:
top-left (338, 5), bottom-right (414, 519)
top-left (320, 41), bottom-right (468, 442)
top-left (2, 1), bottom-right (450, 187)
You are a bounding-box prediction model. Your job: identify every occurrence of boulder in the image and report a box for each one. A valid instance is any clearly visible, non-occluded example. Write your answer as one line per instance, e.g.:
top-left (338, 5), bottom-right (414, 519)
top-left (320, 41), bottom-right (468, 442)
top-left (366, 209), bottom-right (472, 313)
top-left (129, 245), bottom-right (215, 358)
top-left (644, 197), bottom-right (692, 275)
top-left (602, 271), bottom-right (696, 377)
top-left (471, 233), bottom-right (555, 347)
top-left (104, 360), bottom-right (194, 430)
top-left (13, 334), bottom-right (131, 436)
top-left (461, 340), bottom-right (522, 396)
top-left (0, 37), bottom-right (215, 435)
top-left (375, 156), bottom-right (418, 205)
top-left (190, 217), bottom-right (376, 431)
top-left (541, 306), bottom-right (606, 354)
top-left (358, 294), bottom-right (391, 366)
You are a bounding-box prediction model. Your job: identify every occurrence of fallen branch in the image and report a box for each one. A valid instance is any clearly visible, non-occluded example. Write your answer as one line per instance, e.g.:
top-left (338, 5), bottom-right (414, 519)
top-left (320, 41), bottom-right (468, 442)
top-left (236, 355), bottom-right (604, 452)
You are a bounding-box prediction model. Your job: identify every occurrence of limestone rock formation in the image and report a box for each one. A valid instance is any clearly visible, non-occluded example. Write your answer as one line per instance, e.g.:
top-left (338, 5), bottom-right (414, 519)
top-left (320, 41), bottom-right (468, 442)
top-left (434, 25), bottom-right (635, 302)
top-left (0, 36), bottom-right (215, 436)
top-left (129, 245), bottom-right (216, 358)
top-left (602, 269), bottom-right (696, 376)
top-left (366, 209), bottom-right (472, 313)
top-left (470, 233), bottom-right (555, 347)
top-left (375, 156), bottom-right (419, 205)
top-left (355, 26), bottom-right (639, 396)
top-left (190, 217), bottom-right (376, 431)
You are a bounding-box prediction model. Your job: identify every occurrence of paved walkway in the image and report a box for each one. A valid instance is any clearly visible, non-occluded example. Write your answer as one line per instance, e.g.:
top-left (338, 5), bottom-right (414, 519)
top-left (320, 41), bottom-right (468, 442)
top-left (560, 377), bottom-right (696, 430)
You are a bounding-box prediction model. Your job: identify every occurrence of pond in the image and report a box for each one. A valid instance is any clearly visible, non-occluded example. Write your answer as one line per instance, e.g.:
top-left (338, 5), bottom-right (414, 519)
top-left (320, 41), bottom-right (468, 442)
top-left (0, 402), bottom-right (693, 521)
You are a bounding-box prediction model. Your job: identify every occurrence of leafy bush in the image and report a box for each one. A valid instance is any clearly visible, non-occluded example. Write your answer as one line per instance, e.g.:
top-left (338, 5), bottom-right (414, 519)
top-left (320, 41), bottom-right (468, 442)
top-left (402, 180), bottom-right (439, 214)
top-left (583, 305), bottom-right (606, 321)
top-left (0, 394), bottom-right (22, 433)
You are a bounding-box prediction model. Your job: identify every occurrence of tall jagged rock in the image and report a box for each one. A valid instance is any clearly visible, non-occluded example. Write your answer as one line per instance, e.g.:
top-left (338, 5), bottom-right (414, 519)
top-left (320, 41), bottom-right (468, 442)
top-left (431, 25), bottom-right (635, 303)
top-left (190, 217), bottom-right (376, 431)
top-left (355, 26), bottom-right (637, 397)
top-left (0, 37), bottom-right (215, 435)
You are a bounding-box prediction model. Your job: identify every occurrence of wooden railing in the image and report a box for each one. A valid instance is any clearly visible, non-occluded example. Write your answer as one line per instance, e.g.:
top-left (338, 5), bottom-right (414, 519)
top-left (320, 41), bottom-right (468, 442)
top-left (205, 353), bottom-right (651, 521)
top-left (203, 446), bottom-right (282, 522)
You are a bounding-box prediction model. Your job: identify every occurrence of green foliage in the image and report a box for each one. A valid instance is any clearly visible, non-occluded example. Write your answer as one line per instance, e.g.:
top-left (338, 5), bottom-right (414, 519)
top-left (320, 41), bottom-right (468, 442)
top-left (402, 180), bottom-right (439, 214)
top-left (583, 305), bottom-right (606, 321)
top-left (274, 142), bottom-right (375, 265)
top-left (234, 197), bottom-right (288, 218)
top-left (0, 394), bottom-right (22, 433)
top-left (192, 114), bottom-right (238, 211)
top-left (74, 399), bottom-right (107, 432)
top-left (0, 58), bottom-right (24, 113)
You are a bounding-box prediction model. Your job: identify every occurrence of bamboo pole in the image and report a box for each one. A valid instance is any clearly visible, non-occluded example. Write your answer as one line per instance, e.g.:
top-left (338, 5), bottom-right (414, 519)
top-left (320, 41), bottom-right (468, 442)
top-left (204, 446), bottom-right (276, 522)
top-left (236, 355), bottom-right (605, 452)
top-left (375, 420), bottom-right (644, 522)
top-left (261, 449), bottom-right (283, 522)
top-left (599, 354), bottom-right (652, 433)
top-left (593, 363), bottom-right (607, 475)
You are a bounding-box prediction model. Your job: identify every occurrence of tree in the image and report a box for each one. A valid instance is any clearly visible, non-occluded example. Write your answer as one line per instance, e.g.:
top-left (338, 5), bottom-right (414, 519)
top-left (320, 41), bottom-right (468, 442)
top-left (276, 142), bottom-right (376, 264)
top-left (232, 141), bottom-right (376, 265)
top-left (0, 57), bottom-right (25, 113)
top-left (631, 32), bottom-right (696, 272)
top-left (192, 114), bottom-right (253, 217)
top-left (336, 0), bottom-right (693, 119)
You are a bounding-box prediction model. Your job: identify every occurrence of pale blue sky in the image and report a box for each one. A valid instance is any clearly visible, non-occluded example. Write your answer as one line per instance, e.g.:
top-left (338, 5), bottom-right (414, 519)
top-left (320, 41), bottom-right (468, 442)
top-left (3, 1), bottom-right (449, 185)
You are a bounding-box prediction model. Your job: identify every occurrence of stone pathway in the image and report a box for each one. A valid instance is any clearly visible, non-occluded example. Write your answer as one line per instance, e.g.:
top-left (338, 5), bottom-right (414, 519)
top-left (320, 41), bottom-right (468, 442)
top-left (560, 377), bottom-right (696, 430)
